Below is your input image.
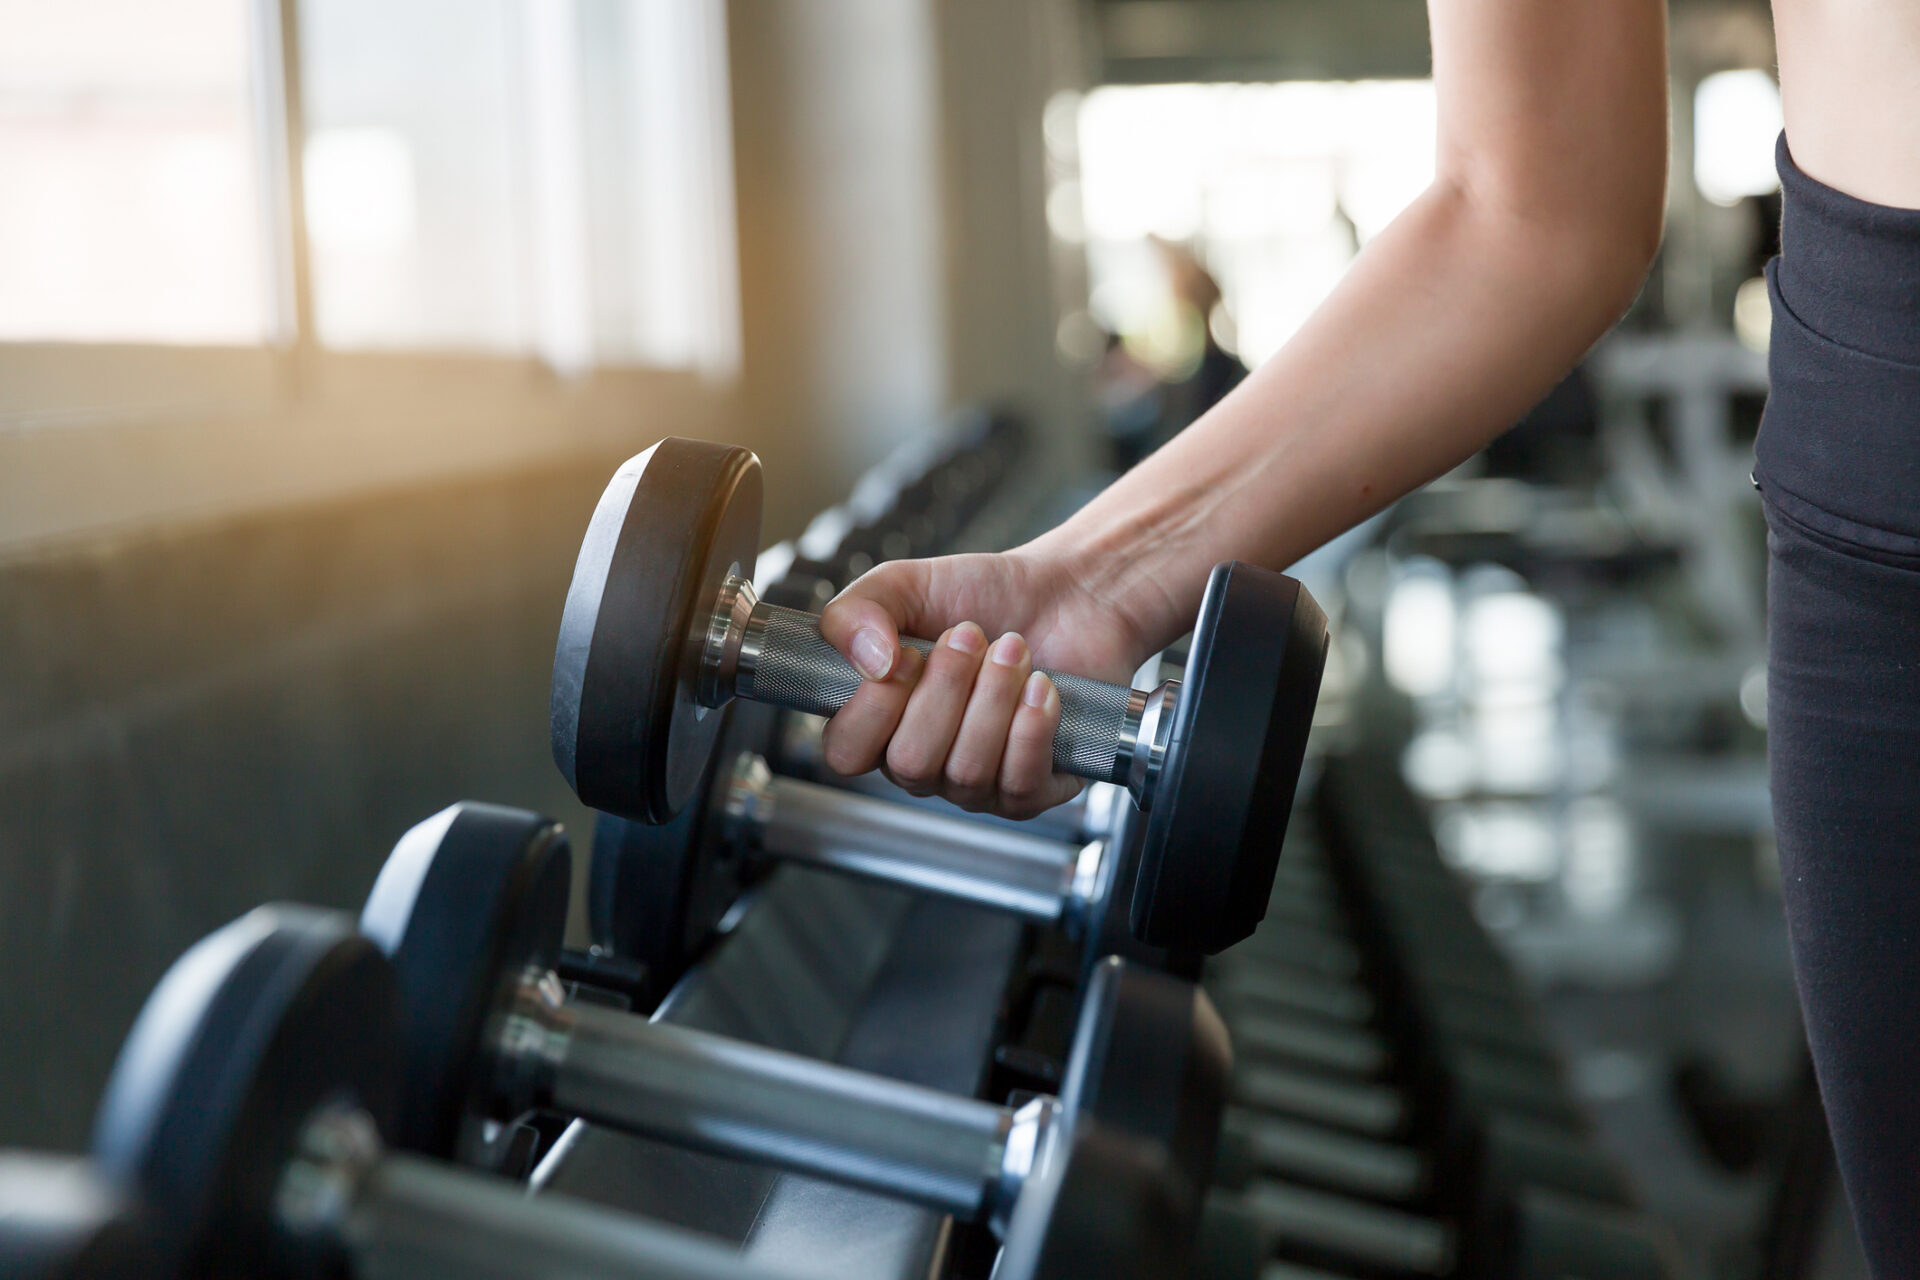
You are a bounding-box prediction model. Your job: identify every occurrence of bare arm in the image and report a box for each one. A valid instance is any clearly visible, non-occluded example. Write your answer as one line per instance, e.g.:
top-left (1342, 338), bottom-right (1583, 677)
top-left (1031, 0), bottom-right (1671, 647)
top-left (820, 0), bottom-right (1669, 815)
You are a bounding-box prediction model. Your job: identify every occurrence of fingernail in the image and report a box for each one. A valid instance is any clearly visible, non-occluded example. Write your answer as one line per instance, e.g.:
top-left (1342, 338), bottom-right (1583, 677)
top-left (990, 632), bottom-right (1027, 667)
top-left (948, 622), bottom-right (986, 655)
top-left (1023, 672), bottom-right (1052, 708)
top-left (852, 628), bottom-right (893, 680)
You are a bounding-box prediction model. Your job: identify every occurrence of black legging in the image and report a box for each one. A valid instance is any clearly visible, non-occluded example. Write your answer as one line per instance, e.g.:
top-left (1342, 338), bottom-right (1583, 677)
top-left (1758, 135), bottom-right (1920, 1274)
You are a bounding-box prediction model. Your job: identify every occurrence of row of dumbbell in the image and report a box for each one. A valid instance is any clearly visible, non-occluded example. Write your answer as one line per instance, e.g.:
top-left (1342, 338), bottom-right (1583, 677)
top-left (778, 437), bottom-right (1675, 1275)
top-left (551, 434), bottom-right (1326, 965)
top-left (653, 690), bottom-right (1678, 1274)
top-left (10, 419), bottom-right (1270, 1280)
top-left (9, 712), bottom-right (1237, 1279)
top-left (1179, 761), bottom-right (1681, 1278)
top-left (604, 422), bottom-right (1669, 1275)
top-left (10, 779), bottom-right (1237, 1280)
top-left (7, 758), bottom-right (1657, 1280)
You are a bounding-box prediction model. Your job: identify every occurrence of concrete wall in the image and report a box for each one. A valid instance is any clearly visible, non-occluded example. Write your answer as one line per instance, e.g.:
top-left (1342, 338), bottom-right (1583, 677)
top-left (729, 0), bottom-right (1091, 503)
top-left (934, 0), bottom-right (1090, 474)
top-left (728, 0), bottom-right (951, 527)
top-left (1, 462), bottom-right (611, 1149)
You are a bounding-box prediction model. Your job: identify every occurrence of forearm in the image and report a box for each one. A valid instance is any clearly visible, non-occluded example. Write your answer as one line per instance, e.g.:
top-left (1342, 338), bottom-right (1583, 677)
top-left (1036, 178), bottom-right (1657, 648)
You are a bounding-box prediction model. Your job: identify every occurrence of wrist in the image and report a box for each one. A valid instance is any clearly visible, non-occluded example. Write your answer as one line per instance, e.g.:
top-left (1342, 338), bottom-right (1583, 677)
top-left (1019, 508), bottom-right (1200, 660)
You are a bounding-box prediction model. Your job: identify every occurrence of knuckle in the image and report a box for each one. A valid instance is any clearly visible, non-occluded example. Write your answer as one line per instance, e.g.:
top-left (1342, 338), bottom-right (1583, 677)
top-left (941, 783), bottom-right (989, 812)
top-left (944, 752), bottom-right (994, 791)
top-left (820, 729), bottom-right (876, 777)
top-left (997, 791), bottom-right (1044, 820)
top-left (824, 741), bottom-right (871, 777)
top-left (923, 650), bottom-right (976, 689)
top-left (999, 769), bottom-right (1041, 802)
top-left (886, 739), bottom-right (938, 785)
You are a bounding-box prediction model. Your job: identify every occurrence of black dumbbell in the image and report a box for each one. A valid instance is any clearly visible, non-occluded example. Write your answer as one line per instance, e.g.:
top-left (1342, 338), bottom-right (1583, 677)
top-left (589, 716), bottom-right (1168, 989)
top-left (90, 905), bottom-right (1195, 1280)
top-left (1230, 1010), bottom-right (1392, 1078)
top-left (1214, 1109), bottom-right (1431, 1205)
top-left (1213, 1089), bottom-right (1627, 1216)
top-left (0, 1154), bottom-right (162, 1279)
top-left (1226, 866), bottom-right (1637, 1233)
top-left (359, 803), bottom-right (1230, 1250)
top-left (550, 436), bottom-right (1329, 951)
top-left (1198, 1178), bottom-right (1679, 1280)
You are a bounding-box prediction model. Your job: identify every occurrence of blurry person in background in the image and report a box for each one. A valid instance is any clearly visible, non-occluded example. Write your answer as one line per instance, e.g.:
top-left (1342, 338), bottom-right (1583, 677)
top-left (1093, 328), bottom-right (1164, 469)
top-left (1152, 236), bottom-right (1249, 439)
top-left (1099, 237), bottom-right (1249, 469)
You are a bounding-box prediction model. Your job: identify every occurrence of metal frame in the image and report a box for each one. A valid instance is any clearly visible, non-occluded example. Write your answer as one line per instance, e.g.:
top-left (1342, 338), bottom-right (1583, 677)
top-left (536, 866), bottom-right (1027, 1279)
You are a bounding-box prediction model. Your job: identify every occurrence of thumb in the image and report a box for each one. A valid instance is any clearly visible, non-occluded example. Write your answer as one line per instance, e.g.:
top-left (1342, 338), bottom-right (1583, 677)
top-left (821, 561), bottom-right (929, 681)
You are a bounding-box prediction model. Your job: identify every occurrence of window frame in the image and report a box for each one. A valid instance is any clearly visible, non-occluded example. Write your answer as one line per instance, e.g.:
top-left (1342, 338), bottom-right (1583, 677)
top-left (0, 0), bottom-right (737, 558)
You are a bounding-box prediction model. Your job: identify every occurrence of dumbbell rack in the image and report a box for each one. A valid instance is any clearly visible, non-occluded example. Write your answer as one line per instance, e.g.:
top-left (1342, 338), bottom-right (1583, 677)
top-left (16, 410), bottom-right (1709, 1278)
top-left (535, 871), bottom-right (1026, 1276)
top-left (1189, 749), bottom-right (1682, 1279)
top-left (529, 412), bottom-right (1686, 1279)
top-left (455, 404), bottom-right (1701, 1280)
top-left (527, 409), bottom-right (1056, 1279)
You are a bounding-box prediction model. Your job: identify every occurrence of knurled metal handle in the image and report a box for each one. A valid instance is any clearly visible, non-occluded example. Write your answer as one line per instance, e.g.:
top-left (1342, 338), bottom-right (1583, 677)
top-left (737, 602), bottom-right (1136, 782)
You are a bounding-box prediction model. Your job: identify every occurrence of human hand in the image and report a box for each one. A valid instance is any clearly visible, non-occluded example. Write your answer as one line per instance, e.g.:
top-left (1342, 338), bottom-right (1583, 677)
top-left (816, 546), bottom-right (1157, 819)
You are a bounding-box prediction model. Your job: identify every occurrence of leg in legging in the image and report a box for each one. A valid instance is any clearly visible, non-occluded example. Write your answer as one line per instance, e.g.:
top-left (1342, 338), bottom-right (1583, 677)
top-left (1766, 497), bottom-right (1920, 1274)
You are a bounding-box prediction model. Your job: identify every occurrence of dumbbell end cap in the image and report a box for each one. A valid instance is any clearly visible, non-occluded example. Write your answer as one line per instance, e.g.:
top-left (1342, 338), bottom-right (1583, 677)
top-left (551, 438), bottom-right (763, 823)
top-left (998, 1126), bottom-right (1191, 1280)
top-left (359, 803), bottom-right (571, 1159)
top-left (91, 907), bottom-right (397, 1273)
top-left (1131, 563), bottom-right (1329, 952)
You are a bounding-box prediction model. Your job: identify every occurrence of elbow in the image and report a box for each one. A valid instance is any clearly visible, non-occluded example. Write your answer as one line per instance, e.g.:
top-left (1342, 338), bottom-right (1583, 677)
top-left (1441, 140), bottom-right (1668, 329)
top-left (1589, 181), bottom-right (1665, 317)
top-left (1554, 144), bottom-right (1670, 322)
top-left (1482, 170), bottom-right (1667, 337)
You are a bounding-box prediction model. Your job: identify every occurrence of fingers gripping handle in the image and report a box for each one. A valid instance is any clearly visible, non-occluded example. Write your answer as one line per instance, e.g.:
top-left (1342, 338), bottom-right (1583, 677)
top-left (737, 601), bottom-right (1139, 784)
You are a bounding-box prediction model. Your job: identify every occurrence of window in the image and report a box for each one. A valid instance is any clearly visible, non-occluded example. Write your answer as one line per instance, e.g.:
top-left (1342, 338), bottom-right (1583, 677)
top-left (0, 0), bottom-right (273, 344)
top-left (298, 0), bottom-right (530, 353)
top-left (298, 0), bottom-right (737, 373)
top-left (1, 0), bottom-right (738, 370)
top-left (1056, 81), bottom-right (1436, 371)
top-left (0, 0), bottom-right (742, 553)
